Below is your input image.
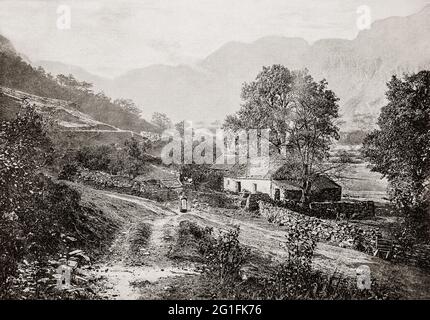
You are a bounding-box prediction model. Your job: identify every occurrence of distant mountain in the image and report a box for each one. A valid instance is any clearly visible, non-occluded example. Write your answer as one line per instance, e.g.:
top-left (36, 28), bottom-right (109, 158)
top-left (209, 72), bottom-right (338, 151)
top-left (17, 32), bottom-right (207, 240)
top-left (106, 5), bottom-right (430, 127)
top-left (36, 60), bottom-right (111, 93)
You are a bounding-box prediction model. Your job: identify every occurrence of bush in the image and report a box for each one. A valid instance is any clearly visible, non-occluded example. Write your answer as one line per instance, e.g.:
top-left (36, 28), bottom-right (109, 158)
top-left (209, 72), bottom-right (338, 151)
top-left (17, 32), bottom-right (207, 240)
top-left (75, 144), bottom-right (117, 173)
top-left (200, 226), bottom-right (250, 292)
top-left (65, 137), bottom-right (151, 178)
top-left (58, 162), bottom-right (79, 181)
top-left (169, 221), bottom-right (213, 262)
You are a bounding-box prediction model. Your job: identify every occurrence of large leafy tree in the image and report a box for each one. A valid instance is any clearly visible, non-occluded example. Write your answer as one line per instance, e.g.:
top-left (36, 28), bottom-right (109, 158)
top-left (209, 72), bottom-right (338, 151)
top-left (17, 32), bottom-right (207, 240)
top-left (224, 65), bottom-right (340, 204)
top-left (151, 112), bottom-right (172, 132)
top-left (363, 71), bottom-right (430, 221)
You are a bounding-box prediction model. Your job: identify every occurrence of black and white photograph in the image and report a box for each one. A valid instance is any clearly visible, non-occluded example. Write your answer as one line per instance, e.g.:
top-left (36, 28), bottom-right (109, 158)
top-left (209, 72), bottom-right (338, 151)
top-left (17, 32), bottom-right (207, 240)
top-left (0, 0), bottom-right (429, 308)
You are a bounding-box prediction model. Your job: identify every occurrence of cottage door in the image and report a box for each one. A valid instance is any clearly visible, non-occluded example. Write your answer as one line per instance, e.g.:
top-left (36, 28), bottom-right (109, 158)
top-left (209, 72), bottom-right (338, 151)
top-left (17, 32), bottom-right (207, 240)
top-left (236, 181), bottom-right (241, 193)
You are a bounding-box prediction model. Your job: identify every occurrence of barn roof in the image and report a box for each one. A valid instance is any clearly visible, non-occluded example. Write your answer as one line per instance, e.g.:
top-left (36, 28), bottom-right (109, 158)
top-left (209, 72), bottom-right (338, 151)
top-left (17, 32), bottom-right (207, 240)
top-left (273, 175), bottom-right (341, 191)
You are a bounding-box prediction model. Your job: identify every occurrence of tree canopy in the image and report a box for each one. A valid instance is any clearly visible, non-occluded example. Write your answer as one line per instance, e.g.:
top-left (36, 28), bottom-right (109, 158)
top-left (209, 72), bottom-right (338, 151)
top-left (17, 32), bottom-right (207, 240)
top-left (363, 71), bottom-right (430, 210)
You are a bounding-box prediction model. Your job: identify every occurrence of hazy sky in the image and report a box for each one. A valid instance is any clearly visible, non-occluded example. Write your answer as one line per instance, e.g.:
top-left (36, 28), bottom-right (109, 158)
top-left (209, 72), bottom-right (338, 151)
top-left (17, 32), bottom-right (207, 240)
top-left (0, 0), bottom-right (428, 77)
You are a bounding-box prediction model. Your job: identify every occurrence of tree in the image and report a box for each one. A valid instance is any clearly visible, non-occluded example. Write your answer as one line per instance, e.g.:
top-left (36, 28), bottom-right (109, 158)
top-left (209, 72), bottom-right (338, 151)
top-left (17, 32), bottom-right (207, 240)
top-left (120, 137), bottom-right (150, 178)
top-left (224, 65), bottom-right (340, 204)
top-left (151, 112), bottom-right (172, 131)
top-left (113, 98), bottom-right (141, 115)
top-left (362, 71), bottom-right (430, 239)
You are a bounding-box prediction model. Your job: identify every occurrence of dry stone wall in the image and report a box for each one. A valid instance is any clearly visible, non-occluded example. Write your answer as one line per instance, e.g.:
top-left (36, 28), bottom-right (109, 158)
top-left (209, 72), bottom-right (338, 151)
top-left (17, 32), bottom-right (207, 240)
top-left (309, 201), bottom-right (375, 219)
top-left (258, 201), bottom-right (378, 253)
top-left (77, 169), bottom-right (179, 201)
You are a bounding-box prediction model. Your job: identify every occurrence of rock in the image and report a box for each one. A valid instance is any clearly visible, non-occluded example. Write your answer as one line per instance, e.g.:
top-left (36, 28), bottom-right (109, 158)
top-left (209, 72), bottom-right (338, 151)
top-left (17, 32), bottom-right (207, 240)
top-left (75, 252), bottom-right (91, 262)
top-left (69, 249), bottom-right (84, 256)
top-left (68, 260), bottom-right (79, 268)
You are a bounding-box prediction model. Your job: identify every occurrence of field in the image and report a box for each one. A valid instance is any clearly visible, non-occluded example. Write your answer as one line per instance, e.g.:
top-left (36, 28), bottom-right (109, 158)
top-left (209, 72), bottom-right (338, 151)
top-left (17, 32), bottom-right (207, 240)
top-left (340, 163), bottom-right (389, 203)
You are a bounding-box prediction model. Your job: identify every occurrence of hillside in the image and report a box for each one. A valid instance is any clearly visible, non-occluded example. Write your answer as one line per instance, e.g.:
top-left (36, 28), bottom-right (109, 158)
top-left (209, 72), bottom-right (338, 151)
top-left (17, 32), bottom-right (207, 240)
top-left (0, 42), bottom-right (157, 134)
top-left (0, 86), bottom-right (152, 150)
top-left (94, 5), bottom-right (430, 126)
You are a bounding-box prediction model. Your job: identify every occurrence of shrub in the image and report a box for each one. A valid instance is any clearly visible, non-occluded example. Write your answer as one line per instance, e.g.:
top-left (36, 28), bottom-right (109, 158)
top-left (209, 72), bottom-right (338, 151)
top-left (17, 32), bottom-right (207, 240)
top-left (169, 220), bottom-right (212, 262)
top-left (58, 162), bottom-right (79, 181)
top-left (200, 226), bottom-right (250, 287)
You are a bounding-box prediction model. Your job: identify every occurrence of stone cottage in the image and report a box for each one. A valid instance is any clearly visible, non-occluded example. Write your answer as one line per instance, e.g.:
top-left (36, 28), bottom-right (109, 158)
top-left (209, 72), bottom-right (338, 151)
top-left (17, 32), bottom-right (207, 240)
top-left (213, 154), bottom-right (342, 202)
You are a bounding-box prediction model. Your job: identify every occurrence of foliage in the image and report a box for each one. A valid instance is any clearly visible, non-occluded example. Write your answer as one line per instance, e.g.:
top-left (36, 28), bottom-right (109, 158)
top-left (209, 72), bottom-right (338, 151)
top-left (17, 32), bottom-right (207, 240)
top-left (362, 71), bottom-right (430, 241)
top-left (113, 98), bottom-right (141, 115)
top-left (64, 137), bottom-right (151, 178)
top-left (121, 137), bottom-right (150, 178)
top-left (179, 164), bottom-right (223, 191)
top-left (151, 112), bottom-right (172, 131)
top-left (0, 103), bottom-right (53, 294)
top-left (338, 130), bottom-right (369, 146)
top-left (200, 226), bottom-right (250, 286)
top-left (0, 103), bottom-right (118, 298)
top-left (169, 220), bottom-right (213, 262)
top-left (75, 145), bottom-right (117, 173)
top-left (58, 162), bottom-right (79, 181)
top-left (223, 65), bottom-right (340, 204)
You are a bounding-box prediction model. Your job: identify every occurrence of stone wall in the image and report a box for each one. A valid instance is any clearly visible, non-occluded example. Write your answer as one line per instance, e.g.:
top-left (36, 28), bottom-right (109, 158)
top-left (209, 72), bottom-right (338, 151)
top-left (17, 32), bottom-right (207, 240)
top-left (245, 193), bottom-right (272, 211)
top-left (258, 201), bottom-right (378, 253)
top-left (77, 169), bottom-right (180, 202)
top-left (259, 201), bottom-right (430, 271)
top-left (309, 201), bottom-right (375, 219)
